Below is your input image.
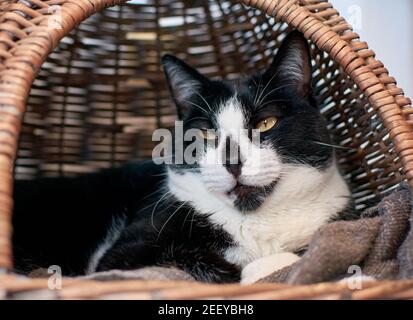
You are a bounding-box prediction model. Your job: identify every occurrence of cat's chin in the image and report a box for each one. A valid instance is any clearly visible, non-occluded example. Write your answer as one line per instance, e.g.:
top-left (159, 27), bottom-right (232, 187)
top-left (228, 180), bottom-right (278, 212)
top-left (227, 183), bottom-right (263, 197)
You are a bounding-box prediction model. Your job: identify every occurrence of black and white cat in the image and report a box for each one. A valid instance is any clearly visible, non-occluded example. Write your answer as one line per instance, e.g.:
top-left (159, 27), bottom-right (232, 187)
top-left (13, 31), bottom-right (352, 284)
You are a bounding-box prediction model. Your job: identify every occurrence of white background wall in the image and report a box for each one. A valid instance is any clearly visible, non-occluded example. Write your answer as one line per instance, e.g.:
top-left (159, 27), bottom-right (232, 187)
top-left (334, 0), bottom-right (413, 99)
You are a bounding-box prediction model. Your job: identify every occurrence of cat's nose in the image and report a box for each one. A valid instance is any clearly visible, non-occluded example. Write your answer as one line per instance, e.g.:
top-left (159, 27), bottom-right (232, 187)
top-left (223, 137), bottom-right (243, 178)
top-left (225, 162), bottom-right (242, 178)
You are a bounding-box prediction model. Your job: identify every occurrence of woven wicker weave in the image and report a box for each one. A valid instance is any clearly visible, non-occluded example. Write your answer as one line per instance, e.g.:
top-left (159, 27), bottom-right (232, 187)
top-left (1, 0), bottom-right (413, 299)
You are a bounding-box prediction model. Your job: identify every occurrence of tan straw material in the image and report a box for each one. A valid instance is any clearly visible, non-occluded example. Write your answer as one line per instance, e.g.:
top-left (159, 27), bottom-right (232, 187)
top-left (0, 0), bottom-right (412, 299)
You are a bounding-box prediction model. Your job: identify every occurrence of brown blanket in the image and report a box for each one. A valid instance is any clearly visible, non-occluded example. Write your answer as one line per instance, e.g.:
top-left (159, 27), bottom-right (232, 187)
top-left (260, 182), bottom-right (413, 284)
top-left (74, 183), bottom-right (413, 284)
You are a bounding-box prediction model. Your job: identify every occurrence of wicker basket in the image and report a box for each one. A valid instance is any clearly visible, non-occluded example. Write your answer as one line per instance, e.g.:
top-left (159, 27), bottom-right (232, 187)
top-left (1, 0), bottom-right (413, 300)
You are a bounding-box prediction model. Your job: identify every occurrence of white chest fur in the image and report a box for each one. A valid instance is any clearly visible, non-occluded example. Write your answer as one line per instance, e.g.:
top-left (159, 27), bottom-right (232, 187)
top-left (168, 163), bottom-right (350, 268)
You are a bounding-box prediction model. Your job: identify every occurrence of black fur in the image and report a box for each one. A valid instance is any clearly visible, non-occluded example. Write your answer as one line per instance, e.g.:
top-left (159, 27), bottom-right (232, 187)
top-left (13, 161), bottom-right (241, 282)
top-left (162, 31), bottom-right (334, 212)
top-left (12, 31), bottom-right (346, 282)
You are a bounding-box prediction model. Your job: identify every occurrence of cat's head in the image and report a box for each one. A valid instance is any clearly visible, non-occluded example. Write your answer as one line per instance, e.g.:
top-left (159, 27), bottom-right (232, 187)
top-left (161, 31), bottom-right (334, 213)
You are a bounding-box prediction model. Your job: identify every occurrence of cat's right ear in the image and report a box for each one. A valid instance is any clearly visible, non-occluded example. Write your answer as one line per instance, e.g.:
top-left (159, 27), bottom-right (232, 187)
top-left (162, 54), bottom-right (209, 120)
top-left (263, 31), bottom-right (312, 99)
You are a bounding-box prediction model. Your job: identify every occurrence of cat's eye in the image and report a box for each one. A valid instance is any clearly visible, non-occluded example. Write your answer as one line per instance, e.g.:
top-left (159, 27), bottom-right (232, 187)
top-left (199, 129), bottom-right (217, 141)
top-left (255, 117), bottom-right (278, 133)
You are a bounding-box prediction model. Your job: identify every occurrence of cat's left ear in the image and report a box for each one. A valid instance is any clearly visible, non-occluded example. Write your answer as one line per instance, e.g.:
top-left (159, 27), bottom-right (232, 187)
top-left (264, 31), bottom-right (312, 99)
top-left (162, 54), bottom-right (210, 119)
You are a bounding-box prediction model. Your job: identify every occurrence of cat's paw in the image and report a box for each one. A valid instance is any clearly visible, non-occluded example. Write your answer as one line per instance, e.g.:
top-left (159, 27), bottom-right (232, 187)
top-left (240, 252), bottom-right (300, 285)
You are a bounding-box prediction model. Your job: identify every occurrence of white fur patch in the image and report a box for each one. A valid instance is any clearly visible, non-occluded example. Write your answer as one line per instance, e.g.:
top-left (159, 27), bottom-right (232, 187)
top-left (241, 252), bottom-right (301, 285)
top-left (200, 97), bottom-right (282, 192)
top-left (168, 96), bottom-right (351, 269)
top-left (86, 217), bottom-right (126, 274)
top-left (169, 164), bottom-right (350, 267)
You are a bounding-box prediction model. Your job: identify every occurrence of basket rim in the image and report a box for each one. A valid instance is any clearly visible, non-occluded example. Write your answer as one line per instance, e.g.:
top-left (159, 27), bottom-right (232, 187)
top-left (2, 273), bottom-right (413, 300)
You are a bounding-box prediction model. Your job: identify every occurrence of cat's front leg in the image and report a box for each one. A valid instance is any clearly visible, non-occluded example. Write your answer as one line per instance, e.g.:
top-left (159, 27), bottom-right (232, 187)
top-left (160, 246), bottom-right (241, 283)
top-left (241, 252), bottom-right (300, 285)
top-left (96, 240), bottom-right (241, 283)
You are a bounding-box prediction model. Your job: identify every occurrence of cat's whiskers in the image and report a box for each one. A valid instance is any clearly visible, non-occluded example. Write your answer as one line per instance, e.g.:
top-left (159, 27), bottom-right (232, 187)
top-left (139, 183), bottom-right (168, 200)
top-left (253, 74), bottom-right (263, 105)
top-left (256, 98), bottom-right (290, 110)
top-left (156, 201), bottom-right (188, 241)
top-left (188, 211), bottom-right (196, 238)
top-left (152, 172), bottom-right (171, 177)
top-left (182, 207), bottom-right (194, 230)
top-left (136, 188), bottom-right (169, 214)
top-left (151, 190), bottom-right (173, 232)
top-left (191, 90), bottom-right (214, 114)
top-left (181, 207), bottom-right (196, 238)
top-left (257, 83), bottom-right (298, 107)
top-left (183, 99), bottom-right (209, 114)
top-left (255, 69), bottom-right (281, 107)
top-left (311, 141), bottom-right (356, 151)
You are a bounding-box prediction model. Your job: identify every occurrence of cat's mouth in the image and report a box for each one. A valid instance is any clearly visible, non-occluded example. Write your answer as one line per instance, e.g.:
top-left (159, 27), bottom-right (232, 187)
top-left (226, 180), bottom-right (278, 212)
top-left (227, 183), bottom-right (262, 197)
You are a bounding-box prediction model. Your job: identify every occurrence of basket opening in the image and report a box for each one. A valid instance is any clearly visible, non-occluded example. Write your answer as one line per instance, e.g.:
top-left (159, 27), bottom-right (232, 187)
top-left (15, 0), bottom-right (404, 211)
